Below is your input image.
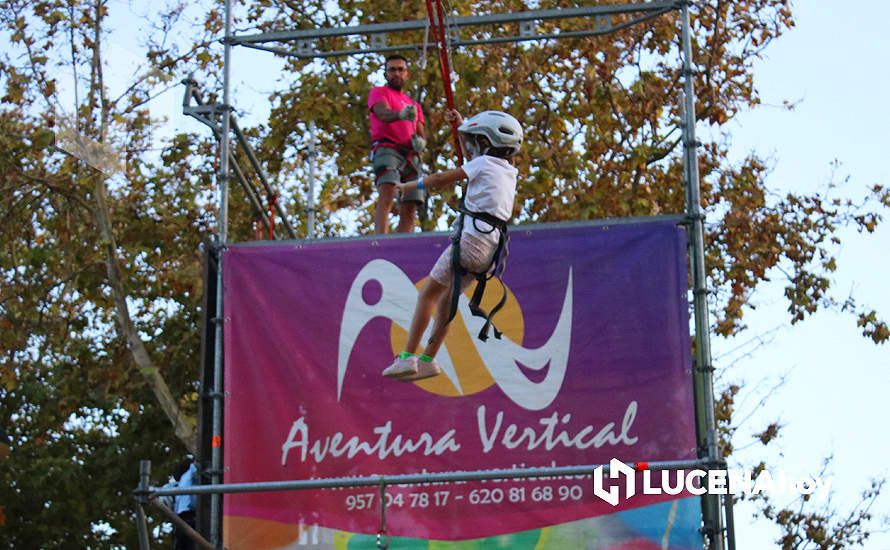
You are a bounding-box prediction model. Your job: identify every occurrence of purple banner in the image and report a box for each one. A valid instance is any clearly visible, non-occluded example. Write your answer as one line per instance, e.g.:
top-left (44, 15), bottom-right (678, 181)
top-left (223, 220), bottom-right (697, 544)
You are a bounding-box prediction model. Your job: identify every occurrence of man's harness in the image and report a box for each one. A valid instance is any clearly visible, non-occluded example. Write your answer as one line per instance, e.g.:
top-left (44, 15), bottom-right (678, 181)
top-left (445, 203), bottom-right (510, 342)
top-left (371, 138), bottom-right (419, 173)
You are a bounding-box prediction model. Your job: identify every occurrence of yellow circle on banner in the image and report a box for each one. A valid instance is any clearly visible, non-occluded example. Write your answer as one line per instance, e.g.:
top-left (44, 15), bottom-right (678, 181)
top-left (390, 277), bottom-right (524, 396)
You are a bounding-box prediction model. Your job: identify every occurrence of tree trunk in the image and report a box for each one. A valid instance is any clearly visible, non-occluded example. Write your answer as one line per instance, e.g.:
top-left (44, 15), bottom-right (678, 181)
top-left (91, 176), bottom-right (197, 453)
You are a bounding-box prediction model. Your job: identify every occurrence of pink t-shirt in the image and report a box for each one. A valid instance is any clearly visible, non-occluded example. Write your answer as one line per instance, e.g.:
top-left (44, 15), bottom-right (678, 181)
top-left (368, 86), bottom-right (424, 147)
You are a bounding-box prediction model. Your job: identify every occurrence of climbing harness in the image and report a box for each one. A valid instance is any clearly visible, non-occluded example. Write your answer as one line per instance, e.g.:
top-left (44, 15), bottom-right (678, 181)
top-left (370, 137), bottom-right (416, 160)
top-left (370, 138), bottom-right (422, 193)
top-left (445, 203), bottom-right (510, 342)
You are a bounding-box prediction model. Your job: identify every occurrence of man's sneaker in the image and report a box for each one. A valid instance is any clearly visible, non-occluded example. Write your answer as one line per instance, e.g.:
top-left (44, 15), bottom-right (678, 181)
top-left (401, 359), bottom-right (442, 382)
top-left (383, 355), bottom-right (418, 378)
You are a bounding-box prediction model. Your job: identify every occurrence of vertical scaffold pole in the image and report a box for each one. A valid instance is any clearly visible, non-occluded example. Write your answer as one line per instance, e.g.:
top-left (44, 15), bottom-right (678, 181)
top-left (680, 2), bottom-right (726, 549)
top-left (135, 460), bottom-right (152, 550)
top-left (210, 0), bottom-right (233, 546)
top-left (307, 120), bottom-right (317, 239)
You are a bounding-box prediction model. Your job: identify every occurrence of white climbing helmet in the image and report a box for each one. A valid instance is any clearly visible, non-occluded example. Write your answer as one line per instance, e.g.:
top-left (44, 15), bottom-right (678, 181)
top-left (458, 110), bottom-right (523, 157)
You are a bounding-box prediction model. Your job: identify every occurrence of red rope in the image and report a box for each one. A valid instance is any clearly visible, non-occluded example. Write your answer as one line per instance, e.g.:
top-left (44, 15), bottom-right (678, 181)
top-left (424, 0), bottom-right (463, 167)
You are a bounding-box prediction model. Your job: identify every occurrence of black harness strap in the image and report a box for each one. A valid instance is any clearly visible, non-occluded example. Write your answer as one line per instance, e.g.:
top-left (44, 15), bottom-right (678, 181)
top-left (445, 204), bottom-right (510, 342)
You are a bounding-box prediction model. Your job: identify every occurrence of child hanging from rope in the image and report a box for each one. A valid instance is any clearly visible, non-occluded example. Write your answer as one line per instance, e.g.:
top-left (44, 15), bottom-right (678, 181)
top-left (383, 108), bottom-right (523, 381)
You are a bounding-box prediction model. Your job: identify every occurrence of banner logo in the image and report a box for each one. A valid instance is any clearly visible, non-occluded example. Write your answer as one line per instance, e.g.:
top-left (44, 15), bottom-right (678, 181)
top-left (337, 259), bottom-right (574, 410)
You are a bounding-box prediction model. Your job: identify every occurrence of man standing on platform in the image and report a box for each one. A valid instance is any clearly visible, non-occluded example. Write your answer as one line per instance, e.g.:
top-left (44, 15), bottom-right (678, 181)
top-left (368, 54), bottom-right (426, 234)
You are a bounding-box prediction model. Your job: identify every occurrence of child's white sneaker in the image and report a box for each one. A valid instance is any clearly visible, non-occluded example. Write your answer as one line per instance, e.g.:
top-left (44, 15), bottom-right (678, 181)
top-left (401, 359), bottom-right (441, 381)
top-left (383, 355), bottom-right (418, 378)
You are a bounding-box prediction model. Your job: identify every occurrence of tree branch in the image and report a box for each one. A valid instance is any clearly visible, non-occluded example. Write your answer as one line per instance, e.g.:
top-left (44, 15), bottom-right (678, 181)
top-left (84, 0), bottom-right (196, 452)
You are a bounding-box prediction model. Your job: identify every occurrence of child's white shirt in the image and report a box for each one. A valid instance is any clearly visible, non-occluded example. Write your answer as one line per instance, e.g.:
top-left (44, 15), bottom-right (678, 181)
top-left (460, 155), bottom-right (518, 243)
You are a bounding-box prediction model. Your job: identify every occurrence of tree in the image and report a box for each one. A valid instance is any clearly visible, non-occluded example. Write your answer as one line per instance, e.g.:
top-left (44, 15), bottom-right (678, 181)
top-left (0, 0), bottom-right (886, 547)
top-left (1, 0), bottom-right (221, 545)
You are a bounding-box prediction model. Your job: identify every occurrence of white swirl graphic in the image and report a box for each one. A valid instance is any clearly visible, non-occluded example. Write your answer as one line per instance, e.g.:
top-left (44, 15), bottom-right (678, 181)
top-left (337, 259), bottom-right (573, 411)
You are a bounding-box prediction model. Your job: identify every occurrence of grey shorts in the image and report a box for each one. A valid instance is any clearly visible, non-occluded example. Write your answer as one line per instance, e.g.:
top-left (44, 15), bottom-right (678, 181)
top-left (430, 232), bottom-right (497, 289)
top-left (371, 146), bottom-right (425, 203)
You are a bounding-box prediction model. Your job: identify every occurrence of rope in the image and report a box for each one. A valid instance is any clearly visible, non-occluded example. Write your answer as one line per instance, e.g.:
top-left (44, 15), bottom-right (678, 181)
top-left (419, 17), bottom-right (430, 70)
top-left (424, 0), bottom-right (463, 167)
top-left (414, 21), bottom-right (430, 225)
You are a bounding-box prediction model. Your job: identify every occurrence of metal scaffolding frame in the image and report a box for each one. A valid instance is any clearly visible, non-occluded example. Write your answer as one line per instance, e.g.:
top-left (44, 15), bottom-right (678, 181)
top-left (133, 2), bottom-right (734, 549)
top-left (230, 2), bottom-right (678, 58)
top-left (181, 78), bottom-right (298, 240)
top-left (136, 456), bottom-right (722, 549)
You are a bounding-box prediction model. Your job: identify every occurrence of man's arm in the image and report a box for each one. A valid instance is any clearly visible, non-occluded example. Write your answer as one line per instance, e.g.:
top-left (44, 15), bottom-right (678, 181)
top-left (371, 102), bottom-right (415, 122)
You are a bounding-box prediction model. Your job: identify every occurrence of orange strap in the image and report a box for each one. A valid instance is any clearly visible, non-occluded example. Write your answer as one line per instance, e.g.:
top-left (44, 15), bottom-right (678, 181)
top-left (268, 193), bottom-right (278, 240)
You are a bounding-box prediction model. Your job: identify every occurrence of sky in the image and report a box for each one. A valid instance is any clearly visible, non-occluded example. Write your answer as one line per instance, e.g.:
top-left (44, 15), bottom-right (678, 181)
top-left (40, 0), bottom-right (890, 546)
top-left (716, 1), bottom-right (890, 547)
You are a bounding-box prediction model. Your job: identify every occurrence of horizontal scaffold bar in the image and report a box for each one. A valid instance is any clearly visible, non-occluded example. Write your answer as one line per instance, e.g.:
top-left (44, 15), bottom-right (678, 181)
top-left (146, 458), bottom-right (714, 497)
top-left (230, 1), bottom-right (680, 45)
